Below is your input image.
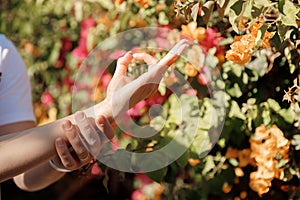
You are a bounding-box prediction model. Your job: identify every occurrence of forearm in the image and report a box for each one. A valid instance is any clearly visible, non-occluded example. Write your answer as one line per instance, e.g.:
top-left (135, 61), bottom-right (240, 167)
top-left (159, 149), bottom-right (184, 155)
top-left (13, 160), bottom-right (65, 192)
top-left (0, 101), bottom-right (109, 182)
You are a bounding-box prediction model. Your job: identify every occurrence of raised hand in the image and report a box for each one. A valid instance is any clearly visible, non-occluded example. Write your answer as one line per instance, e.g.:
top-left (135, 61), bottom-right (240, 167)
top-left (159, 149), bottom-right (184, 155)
top-left (99, 39), bottom-right (189, 120)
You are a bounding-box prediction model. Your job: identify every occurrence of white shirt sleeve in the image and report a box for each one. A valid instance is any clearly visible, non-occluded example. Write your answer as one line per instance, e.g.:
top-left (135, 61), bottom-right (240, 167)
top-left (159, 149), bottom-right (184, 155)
top-left (0, 34), bottom-right (36, 126)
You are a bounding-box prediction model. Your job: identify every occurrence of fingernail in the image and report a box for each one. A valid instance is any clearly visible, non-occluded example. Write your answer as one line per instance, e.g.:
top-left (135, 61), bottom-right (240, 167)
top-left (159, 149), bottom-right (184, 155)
top-left (62, 121), bottom-right (72, 130)
top-left (75, 111), bottom-right (85, 121)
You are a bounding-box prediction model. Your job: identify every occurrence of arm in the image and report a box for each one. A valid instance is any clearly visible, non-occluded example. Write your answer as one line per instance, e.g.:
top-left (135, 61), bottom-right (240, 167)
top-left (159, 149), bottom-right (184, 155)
top-left (0, 39), bottom-right (188, 183)
top-left (12, 113), bottom-right (114, 191)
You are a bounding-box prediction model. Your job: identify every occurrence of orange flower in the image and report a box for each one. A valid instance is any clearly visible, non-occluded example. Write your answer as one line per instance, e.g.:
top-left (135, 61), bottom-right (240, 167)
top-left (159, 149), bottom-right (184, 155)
top-left (238, 149), bottom-right (251, 167)
top-left (225, 147), bottom-right (239, 158)
top-left (248, 124), bottom-right (290, 196)
top-left (134, 0), bottom-right (149, 8)
top-left (181, 22), bottom-right (206, 41)
top-left (184, 63), bottom-right (198, 77)
top-left (188, 158), bottom-right (201, 166)
top-left (249, 175), bottom-right (271, 197)
top-left (238, 16), bottom-right (249, 30)
top-left (225, 48), bottom-right (251, 66)
top-left (225, 34), bottom-right (255, 65)
top-left (114, 0), bottom-right (124, 6)
top-left (262, 31), bottom-right (275, 48)
top-left (249, 18), bottom-right (264, 37)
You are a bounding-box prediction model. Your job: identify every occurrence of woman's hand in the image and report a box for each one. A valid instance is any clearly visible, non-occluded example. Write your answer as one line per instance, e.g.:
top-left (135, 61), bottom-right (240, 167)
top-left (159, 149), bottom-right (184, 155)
top-left (50, 112), bottom-right (114, 172)
top-left (100, 39), bottom-right (189, 120)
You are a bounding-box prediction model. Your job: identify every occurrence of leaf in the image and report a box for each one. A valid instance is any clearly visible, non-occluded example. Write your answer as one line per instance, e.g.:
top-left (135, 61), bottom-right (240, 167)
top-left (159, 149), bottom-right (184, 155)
top-left (281, 0), bottom-right (300, 27)
top-left (230, 0), bottom-right (244, 16)
top-left (103, 167), bottom-right (110, 193)
top-left (217, 0), bottom-right (230, 17)
top-left (229, 100), bottom-right (246, 120)
top-left (202, 155), bottom-right (215, 175)
top-left (146, 167), bottom-right (168, 182)
top-left (176, 150), bottom-right (189, 168)
top-left (191, 3), bottom-right (199, 22)
top-left (227, 83), bottom-right (242, 98)
top-left (202, 1), bottom-right (215, 25)
top-left (246, 54), bottom-right (268, 77)
top-left (253, 0), bottom-right (271, 7)
top-left (190, 129), bottom-right (211, 158)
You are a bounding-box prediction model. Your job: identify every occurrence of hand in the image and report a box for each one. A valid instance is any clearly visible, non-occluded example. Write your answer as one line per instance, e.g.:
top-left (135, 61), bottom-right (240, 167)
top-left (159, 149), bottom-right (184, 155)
top-left (50, 112), bottom-right (114, 172)
top-left (100, 39), bottom-right (189, 119)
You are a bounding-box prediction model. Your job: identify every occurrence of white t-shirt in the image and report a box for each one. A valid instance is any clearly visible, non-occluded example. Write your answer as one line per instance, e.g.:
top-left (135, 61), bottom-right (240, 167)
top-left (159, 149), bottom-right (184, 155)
top-left (0, 34), bottom-right (35, 126)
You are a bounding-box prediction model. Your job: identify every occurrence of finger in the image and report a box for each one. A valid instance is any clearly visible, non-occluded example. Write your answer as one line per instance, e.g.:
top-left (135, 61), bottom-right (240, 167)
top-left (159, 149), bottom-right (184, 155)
top-left (159, 39), bottom-right (189, 67)
top-left (114, 51), bottom-right (133, 77)
top-left (62, 120), bottom-right (90, 163)
top-left (55, 137), bottom-right (76, 169)
top-left (74, 111), bottom-right (101, 156)
top-left (96, 115), bottom-right (115, 140)
top-left (132, 53), bottom-right (159, 65)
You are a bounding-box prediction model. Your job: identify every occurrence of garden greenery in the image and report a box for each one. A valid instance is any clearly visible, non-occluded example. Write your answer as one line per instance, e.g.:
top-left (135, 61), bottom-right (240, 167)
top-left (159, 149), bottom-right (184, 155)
top-left (1, 0), bottom-right (299, 199)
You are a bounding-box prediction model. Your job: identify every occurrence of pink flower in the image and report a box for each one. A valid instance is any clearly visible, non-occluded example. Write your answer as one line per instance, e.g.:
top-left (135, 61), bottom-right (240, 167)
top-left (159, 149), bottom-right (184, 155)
top-left (199, 28), bottom-right (224, 55)
top-left (136, 173), bottom-right (153, 186)
top-left (73, 17), bottom-right (95, 61)
top-left (41, 91), bottom-right (54, 107)
top-left (127, 100), bottom-right (148, 117)
top-left (131, 189), bottom-right (146, 200)
top-left (100, 72), bottom-right (112, 90)
top-left (91, 163), bottom-right (103, 176)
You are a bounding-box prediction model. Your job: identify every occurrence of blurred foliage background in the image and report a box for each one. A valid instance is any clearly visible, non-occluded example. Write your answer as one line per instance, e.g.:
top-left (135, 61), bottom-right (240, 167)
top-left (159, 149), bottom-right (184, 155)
top-left (1, 0), bottom-right (300, 199)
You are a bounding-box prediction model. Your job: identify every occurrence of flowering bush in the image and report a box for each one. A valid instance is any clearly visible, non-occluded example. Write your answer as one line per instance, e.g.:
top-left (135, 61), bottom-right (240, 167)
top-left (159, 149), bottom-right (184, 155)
top-left (1, 0), bottom-right (300, 199)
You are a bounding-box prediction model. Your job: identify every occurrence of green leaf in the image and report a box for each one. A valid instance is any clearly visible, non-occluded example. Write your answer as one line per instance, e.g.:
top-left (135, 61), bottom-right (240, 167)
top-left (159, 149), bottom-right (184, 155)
top-left (190, 129), bottom-right (211, 158)
top-left (246, 54), bottom-right (268, 77)
top-left (227, 83), bottom-right (242, 98)
top-left (253, 0), bottom-right (271, 7)
top-left (150, 116), bottom-right (166, 131)
top-left (202, 155), bottom-right (215, 175)
top-left (230, 0), bottom-right (244, 16)
top-left (146, 167), bottom-right (168, 182)
top-left (176, 150), bottom-right (189, 168)
top-left (229, 100), bottom-right (246, 120)
top-left (267, 98), bottom-right (281, 112)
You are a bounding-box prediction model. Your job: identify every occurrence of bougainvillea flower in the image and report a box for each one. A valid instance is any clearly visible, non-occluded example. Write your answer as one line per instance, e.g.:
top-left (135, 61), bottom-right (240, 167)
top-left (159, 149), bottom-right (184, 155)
top-left (249, 18), bottom-right (264, 37)
top-left (181, 22), bottom-right (206, 41)
top-left (184, 63), bottom-right (198, 77)
top-left (262, 31), bottom-right (275, 48)
top-left (238, 149), bottom-right (251, 167)
top-left (199, 28), bottom-right (224, 53)
top-left (134, 0), bottom-right (149, 8)
top-left (41, 91), bottom-right (54, 107)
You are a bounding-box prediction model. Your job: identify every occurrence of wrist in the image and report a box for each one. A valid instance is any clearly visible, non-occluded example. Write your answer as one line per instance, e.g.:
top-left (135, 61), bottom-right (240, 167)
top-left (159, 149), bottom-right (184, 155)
top-left (48, 159), bottom-right (71, 173)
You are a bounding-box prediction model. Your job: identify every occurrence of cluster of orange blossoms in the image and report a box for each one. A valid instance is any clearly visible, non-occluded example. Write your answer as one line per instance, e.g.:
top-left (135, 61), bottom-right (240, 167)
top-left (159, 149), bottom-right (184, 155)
top-left (225, 18), bottom-right (275, 66)
top-left (225, 124), bottom-right (290, 197)
top-left (249, 125), bottom-right (290, 196)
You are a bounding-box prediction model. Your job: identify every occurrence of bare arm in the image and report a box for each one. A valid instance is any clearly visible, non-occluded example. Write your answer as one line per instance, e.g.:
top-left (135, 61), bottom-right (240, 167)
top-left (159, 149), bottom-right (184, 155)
top-left (0, 39), bottom-right (188, 184)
